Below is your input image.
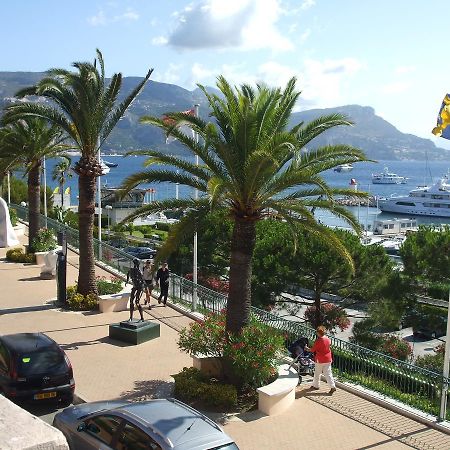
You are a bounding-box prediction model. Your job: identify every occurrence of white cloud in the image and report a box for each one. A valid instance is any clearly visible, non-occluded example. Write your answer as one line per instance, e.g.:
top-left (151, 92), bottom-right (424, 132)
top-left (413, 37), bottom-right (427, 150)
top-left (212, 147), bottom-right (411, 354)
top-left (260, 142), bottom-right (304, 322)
top-left (166, 0), bottom-right (293, 51)
top-left (87, 8), bottom-right (139, 26)
top-left (300, 0), bottom-right (316, 10)
top-left (152, 36), bottom-right (168, 46)
top-left (380, 81), bottom-right (413, 94)
top-left (299, 28), bottom-right (311, 43)
top-left (394, 65), bottom-right (416, 75)
top-left (300, 58), bottom-right (364, 108)
top-left (153, 63), bottom-right (183, 85)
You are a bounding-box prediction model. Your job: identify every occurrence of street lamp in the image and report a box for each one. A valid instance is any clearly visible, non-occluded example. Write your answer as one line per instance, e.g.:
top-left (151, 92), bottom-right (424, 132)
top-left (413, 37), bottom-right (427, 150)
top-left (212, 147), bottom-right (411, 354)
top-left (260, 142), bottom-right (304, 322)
top-left (105, 205), bottom-right (113, 236)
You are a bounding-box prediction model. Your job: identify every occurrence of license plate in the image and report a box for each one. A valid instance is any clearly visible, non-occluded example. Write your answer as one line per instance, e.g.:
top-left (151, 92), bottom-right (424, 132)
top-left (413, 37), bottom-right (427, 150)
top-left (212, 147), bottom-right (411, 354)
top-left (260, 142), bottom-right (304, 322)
top-left (34, 392), bottom-right (57, 400)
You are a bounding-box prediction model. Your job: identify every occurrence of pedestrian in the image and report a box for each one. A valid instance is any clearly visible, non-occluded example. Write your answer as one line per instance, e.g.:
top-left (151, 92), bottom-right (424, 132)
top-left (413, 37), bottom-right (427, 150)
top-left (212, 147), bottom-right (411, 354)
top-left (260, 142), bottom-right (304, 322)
top-left (156, 261), bottom-right (170, 306)
top-left (305, 325), bottom-right (336, 395)
top-left (142, 260), bottom-right (154, 308)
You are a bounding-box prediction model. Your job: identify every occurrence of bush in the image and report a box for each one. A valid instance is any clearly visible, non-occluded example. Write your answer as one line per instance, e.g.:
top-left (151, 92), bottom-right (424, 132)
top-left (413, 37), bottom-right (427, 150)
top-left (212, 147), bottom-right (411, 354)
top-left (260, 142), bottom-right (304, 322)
top-left (415, 344), bottom-right (444, 372)
top-left (350, 318), bottom-right (380, 350)
top-left (380, 334), bottom-right (412, 361)
top-left (304, 303), bottom-right (350, 333)
top-left (6, 248), bottom-right (35, 264)
top-left (96, 276), bottom-right (123, 295)
top-left (9, 208), bottom-right (18, 227)
top-left (173, 367), bottom-right (237, 410)
top-left (66, 285), bottom-right (99, 311)
top-left (178, 311), bottom-right (284, 389)
top-left (155, 222), bottom-right (171, 232)
top-left (426, 282), bottom-right (450, 301)
top-left (31, 228), bottom-right (57, 252)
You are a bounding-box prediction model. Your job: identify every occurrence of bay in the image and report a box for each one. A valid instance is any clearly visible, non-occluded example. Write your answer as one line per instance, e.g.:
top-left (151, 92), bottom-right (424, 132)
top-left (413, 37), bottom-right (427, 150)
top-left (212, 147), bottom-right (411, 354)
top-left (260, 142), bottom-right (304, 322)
top-left (44, 156), bottom-right (450, 228)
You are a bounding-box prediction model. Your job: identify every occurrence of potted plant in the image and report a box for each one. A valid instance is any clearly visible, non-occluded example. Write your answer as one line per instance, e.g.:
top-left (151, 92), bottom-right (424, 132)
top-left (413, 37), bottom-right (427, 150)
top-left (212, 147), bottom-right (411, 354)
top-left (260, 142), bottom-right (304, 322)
top-left (31, 228), bottom-right (58, 265)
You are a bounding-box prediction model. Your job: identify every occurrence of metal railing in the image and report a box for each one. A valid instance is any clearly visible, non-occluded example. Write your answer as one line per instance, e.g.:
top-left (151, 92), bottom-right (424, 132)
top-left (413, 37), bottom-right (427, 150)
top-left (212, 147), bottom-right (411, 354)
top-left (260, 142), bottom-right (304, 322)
top-left (10, 203), bottom-right (450, 420)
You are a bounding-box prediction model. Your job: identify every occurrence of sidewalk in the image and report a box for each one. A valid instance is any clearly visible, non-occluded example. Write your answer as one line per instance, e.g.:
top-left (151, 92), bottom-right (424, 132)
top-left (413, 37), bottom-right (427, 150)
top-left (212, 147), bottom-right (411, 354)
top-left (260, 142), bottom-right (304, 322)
top-left (1, 238), bottom-right (450, 449)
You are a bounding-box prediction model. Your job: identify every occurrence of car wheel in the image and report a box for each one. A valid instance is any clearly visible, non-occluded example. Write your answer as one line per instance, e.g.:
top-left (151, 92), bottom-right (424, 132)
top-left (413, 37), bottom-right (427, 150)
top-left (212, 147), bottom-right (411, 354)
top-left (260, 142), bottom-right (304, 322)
top-left (59, 394), bottom-right (74, 408)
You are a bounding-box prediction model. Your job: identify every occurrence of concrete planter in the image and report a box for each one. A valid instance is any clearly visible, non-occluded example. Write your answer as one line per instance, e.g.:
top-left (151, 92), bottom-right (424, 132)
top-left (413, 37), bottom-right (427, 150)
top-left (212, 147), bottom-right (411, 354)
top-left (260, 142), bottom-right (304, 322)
top-left (98, 285), bottom-right (132, 313)
top-left (192, 355), bottom-right (223, 378)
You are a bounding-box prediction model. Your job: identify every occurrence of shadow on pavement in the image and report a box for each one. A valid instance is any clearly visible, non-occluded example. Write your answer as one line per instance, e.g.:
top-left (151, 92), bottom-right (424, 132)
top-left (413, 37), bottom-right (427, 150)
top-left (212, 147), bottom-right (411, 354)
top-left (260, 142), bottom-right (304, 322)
top-left (119, 379), bottom-right (174, 402)
top-left (60, 336), bottom-right (131, 350)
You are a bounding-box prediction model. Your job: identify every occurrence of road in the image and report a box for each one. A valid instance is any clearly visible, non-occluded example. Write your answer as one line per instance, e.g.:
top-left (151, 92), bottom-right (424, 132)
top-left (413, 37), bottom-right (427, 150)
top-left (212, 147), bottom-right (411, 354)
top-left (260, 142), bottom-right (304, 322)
top-left (276, 294), bottom-right (443, 359)
top-left (17, 400), bottom-right (69, 425)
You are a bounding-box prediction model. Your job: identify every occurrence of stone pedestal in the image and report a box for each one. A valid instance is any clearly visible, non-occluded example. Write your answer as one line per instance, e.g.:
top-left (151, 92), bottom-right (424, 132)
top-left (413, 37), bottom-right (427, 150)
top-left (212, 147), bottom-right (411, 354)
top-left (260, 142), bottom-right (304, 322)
top-left (109, 320), bottom-right (160, 345)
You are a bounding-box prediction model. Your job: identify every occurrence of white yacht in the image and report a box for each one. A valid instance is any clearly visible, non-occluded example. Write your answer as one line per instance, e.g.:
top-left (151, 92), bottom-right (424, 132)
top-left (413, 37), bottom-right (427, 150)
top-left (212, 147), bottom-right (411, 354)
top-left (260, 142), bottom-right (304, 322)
top-left (372, 167), bottom-right (407, 184)
top-left (334, 163), bottom-right (353, 172)
top-left (100, 159), bottom-right (110, 175)
top-left (378, 175), bottom-right (450, 217)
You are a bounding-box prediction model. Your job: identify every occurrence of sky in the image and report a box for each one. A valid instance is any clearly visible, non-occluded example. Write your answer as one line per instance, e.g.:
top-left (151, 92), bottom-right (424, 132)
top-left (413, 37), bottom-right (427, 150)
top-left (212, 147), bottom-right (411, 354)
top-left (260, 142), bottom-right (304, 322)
top-left (2, 0), bottom-right (450, 149)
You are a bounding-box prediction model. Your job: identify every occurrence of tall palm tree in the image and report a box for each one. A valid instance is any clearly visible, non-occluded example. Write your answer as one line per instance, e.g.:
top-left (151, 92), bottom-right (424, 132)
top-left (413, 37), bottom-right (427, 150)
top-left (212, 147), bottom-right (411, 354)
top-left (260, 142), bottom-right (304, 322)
top-left (1, 50), bottom-right (153, 295)
top-left (0, 118), bottom-right (67, 250)
top-left (51, 157), bottom-right (72, 209)
top-left (120, 76), bottom-right (369, 333)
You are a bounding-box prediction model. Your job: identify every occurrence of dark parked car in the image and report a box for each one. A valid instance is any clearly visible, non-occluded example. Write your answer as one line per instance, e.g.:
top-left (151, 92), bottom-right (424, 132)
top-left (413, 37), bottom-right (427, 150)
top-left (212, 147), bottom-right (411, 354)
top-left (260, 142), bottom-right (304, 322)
top-left (0, 333), bottom-right (75, 405)
top-left (53, 398), bottom-right (239, 450)
top-left (412, 315), bottom-right (447, 340)
top-left (122, 246), bottom-right (156, 260)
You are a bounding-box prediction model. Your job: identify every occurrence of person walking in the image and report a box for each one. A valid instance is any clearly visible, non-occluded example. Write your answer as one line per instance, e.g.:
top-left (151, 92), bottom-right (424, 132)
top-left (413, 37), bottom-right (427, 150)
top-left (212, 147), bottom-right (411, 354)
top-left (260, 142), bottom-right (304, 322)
top-left (305, 325), bottom-right (336, 395)
top-left (156, 262), bottom-right (170, 306)
top-left (142, 260), bottom-right (154, 308)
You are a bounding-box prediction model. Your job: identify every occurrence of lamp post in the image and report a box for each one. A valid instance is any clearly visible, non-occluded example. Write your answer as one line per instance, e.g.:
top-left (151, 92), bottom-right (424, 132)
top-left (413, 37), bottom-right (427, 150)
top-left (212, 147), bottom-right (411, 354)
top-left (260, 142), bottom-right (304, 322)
top-left (105, 205), bottom-right (113, 236)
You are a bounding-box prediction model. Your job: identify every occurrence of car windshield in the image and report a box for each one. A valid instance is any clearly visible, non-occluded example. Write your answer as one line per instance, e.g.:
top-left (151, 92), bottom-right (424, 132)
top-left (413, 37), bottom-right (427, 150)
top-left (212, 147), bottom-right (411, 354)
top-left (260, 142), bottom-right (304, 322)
top-left (17, 349), bottom-right (66, 375)
top-left (209, 444), bottom-right (239, 450)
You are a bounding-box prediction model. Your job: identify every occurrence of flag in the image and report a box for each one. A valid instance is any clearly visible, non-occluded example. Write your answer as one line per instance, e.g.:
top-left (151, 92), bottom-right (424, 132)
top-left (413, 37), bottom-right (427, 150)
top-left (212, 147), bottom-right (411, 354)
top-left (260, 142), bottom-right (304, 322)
top-left (432, 94), bottom-right (450, 140)
top-left (162, 108), bottom-right (196, 144)
top-left (53, 187), bottom-right (59, 194)
top-left (64, 187), bottom-right (71, 194)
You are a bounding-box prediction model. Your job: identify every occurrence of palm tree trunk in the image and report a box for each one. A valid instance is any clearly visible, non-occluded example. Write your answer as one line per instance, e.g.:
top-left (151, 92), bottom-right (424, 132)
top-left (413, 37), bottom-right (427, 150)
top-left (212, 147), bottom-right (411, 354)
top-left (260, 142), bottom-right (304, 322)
top-left (28, 162), bottom-right (41, 252)
top-left (60, 182), bottom-right (64, 208)
top-left (77, 174), bottom-right (98, 296)
top-left (226, 217), bottom-right (257, 334)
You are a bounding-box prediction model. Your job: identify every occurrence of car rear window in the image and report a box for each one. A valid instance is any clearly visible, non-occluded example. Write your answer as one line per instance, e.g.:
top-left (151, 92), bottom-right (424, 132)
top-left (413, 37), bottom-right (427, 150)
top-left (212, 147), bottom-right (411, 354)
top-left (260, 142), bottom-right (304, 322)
top-left (209, 444), bottom-right (240, 450)
top-left (17, 349), bottom-right (66, 375)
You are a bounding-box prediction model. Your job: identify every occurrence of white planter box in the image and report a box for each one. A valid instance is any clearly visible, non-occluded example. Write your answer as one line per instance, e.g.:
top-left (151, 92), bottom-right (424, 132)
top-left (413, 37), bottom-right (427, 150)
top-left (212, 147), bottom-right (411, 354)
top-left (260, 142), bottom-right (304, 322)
top-left (98, 285), bottom-right (131, 313)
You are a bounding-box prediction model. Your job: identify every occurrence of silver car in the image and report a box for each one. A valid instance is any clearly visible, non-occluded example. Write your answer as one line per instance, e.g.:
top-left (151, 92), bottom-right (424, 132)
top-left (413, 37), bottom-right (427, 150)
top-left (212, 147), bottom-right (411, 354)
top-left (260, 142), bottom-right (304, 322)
top-left (53, 398), bottom-right (239, 450)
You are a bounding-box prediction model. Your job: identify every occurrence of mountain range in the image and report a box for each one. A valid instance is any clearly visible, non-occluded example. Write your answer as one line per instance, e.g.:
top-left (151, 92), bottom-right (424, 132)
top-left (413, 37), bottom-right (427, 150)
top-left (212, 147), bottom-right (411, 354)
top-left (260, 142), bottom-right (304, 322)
top-left (1, 71), bottom-right (449, 161)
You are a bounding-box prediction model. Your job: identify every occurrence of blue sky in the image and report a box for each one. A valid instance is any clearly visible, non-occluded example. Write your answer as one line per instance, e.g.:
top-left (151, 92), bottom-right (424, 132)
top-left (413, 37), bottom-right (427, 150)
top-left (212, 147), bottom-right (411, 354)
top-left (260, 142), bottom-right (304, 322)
top-left (2, 0), bottom-right (450, 148)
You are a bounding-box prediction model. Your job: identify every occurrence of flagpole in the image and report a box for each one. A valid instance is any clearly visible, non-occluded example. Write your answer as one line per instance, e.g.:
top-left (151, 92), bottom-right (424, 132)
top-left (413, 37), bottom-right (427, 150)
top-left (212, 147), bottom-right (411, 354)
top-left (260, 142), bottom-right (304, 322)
top-left (193, 104), bottom-right (199, 311)
top-left (7, 171), bottom-right (11, 204)
top-left (176, 170), bottom-right (179, 200)
top-left (43, 156), bottom-right (48, 227)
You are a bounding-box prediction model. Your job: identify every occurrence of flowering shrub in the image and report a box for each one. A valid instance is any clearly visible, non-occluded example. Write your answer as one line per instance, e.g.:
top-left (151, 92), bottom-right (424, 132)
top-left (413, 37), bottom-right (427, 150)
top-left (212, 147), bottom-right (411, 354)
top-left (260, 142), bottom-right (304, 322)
top-left (9, 208), bottom-right (18, 226)
top-left (304, 303), bottom-right (350, 332)
top-left (6, 248), bottom-right (35, 263)
top-left (184, 273), bottom-right (229, 294)
top-left (31, 228), bottom-right (57, 252)
top-left (96, 276), bottom-right (123, 295)
top-left (415, 344), bottom-right (444, 372)
top-left (178, 310), bottom-right (284, 388)
top-left (380, 335), bottom-right (412, 361)
top-left (66, 285), bottom-right (98, 311)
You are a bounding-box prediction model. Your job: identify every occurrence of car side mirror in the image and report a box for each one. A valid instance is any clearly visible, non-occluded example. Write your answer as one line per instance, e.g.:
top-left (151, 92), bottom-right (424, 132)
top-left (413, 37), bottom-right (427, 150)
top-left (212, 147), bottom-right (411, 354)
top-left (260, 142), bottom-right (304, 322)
top-left (77, 422), bottom-right (87, 432)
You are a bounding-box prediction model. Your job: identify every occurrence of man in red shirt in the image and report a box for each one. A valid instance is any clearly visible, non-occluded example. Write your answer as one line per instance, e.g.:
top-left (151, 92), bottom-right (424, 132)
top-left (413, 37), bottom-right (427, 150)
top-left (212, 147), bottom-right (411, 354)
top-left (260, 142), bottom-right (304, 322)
top-left (305, 325), bottom-right (336, 395)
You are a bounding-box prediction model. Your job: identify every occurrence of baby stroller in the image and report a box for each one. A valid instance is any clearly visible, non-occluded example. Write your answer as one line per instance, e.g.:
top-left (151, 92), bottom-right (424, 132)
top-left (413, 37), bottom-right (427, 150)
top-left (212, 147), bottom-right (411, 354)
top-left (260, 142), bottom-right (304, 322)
top-left (287, 337), bottom-right (315, 385)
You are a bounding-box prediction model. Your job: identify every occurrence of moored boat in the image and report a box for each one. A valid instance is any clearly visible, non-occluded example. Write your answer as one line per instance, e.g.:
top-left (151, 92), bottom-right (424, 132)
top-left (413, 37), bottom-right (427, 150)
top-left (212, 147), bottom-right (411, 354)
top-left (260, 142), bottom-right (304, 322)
top-left (378, 175), bottom-right (450, 217)
top-left (372, 167), bottom-right (407, 184)
top-left (334, 163), bottom-right (353, 172)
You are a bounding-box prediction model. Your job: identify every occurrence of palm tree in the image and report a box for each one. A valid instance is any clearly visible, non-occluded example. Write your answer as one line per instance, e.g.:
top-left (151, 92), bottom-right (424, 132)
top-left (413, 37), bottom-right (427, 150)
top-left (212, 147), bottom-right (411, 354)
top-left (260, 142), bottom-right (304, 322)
top-left (0, 118), bottom-right (67, 250)
top-left (120, 76), bottom-right (369, 333)
top-left (51, 157), bottom-right (72, 209)
top-left (1, 50), bottom-right (153, 295)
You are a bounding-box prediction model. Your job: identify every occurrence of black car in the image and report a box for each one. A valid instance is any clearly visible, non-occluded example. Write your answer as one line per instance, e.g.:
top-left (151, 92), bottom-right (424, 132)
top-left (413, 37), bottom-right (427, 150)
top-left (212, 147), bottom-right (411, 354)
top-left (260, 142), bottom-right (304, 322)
top-left (122, 246), bottom-right (156, 260)
top-left (0, 333), bottom-right (75, 404)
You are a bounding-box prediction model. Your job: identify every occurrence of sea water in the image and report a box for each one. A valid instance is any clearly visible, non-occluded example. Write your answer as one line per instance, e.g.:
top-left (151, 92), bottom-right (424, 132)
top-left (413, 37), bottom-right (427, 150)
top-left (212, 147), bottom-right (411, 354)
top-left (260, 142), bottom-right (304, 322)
top-left (44, 156), bottom-right (450, 228)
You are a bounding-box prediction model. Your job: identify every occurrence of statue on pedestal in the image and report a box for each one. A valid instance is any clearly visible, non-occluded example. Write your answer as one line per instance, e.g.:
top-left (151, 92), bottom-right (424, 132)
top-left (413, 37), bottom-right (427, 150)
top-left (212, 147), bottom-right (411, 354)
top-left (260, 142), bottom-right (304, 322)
top-left (0, 197), bottom-right (19, 248)
top-left (126, 258), bottom-right (145, 322)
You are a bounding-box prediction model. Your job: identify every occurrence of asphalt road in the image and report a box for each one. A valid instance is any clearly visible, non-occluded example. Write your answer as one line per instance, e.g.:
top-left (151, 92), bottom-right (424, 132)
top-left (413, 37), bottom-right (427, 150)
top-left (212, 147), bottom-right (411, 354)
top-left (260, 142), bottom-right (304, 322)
top-left (19, 401), bottom-right (68, 425)
top-left (275, 295), bottom-right (444, 359)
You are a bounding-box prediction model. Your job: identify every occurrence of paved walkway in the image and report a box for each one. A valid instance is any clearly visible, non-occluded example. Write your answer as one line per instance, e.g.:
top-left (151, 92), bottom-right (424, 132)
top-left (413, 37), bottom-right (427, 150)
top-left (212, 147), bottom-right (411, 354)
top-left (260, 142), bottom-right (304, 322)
top-left (1, 235), bottom-right (450, 449)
